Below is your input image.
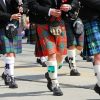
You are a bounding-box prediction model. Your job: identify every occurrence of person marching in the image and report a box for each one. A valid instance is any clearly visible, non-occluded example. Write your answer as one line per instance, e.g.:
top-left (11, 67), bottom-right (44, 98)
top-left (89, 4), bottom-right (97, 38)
top-left (79, 0), bottom-right (100, 95)
top-left (0, 0), bottom-right (22, 88)
top-left (64, 0), bottom-right (84, 76)
top-left (28, 0), bottom-right (72, 96)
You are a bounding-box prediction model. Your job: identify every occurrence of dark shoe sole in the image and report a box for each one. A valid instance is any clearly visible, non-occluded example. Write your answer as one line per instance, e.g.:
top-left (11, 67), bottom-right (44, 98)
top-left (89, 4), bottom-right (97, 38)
top-left (9, 84), bottom-right (18, 88)
top-left (70, 73), bottom-right (80, 76)
top-left (94, 84), bottom-right (100, 95)
top-left (53, 92), bottom-right (63, 96)
top-left (70, 69), bottom-right (80, 76)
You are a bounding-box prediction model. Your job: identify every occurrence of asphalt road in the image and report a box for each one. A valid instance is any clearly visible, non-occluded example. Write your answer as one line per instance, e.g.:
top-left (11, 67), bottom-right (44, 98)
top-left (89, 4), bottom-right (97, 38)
top-left (0, 42), bottom-right (100, 100)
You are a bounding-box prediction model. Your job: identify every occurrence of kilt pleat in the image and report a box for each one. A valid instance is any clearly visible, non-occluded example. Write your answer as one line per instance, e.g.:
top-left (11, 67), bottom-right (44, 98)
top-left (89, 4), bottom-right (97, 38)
top-left (65, 19), bottom-right (84, 47)
top-left (0, 29), bottom-right (22, 54)
top-left (83, 18), bottom-right (100, 56)
top-left (35, 23), bottom-right (67, 57)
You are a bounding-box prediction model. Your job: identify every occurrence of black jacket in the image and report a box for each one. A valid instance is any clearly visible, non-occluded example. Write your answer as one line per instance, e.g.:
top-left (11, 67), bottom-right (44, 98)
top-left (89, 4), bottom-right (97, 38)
top-left (79, 0), bottom-right (100, 20)
top-left (0, 0), bottom-right (19, 28)
top-left (28, 0), bottom-right (68, 24)
top-left (62, 0), bottom-right (80, 20)
top-left (22, 0), bottom-right (28, 14)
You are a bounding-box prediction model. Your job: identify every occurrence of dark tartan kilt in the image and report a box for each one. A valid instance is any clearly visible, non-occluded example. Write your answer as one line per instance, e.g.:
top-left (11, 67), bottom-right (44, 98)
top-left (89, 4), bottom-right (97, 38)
top-left (35, 21), bottom-right (67, 57)
top-left (65, 19), bottom-right (84, 48)
top-left (83, 18), bottom-right (100, 56)
top-left (27, 24), bottom-right (36, 44)
top-left (0, 28), bottom-right (22, 54)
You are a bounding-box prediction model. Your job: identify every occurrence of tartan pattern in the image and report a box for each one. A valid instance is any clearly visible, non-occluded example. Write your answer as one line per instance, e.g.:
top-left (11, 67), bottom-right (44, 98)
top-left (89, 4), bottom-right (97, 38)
top-left (0, 29), bottom-right (22, 54)
top-left (35, 22), bottom-right (67, 57)
top-left (27, 24), bottom-right (36, 44)
top-left (83, 18), bottom-right (100, 56)
top-left (65, 20), bottom-right (84, 47)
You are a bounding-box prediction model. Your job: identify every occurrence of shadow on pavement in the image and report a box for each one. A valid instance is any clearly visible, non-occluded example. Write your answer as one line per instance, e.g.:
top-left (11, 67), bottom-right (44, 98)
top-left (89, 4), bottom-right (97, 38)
top-left (87, 99), bottom-right (100, 100)
top-left (0, 91), bottom-right (51, 98)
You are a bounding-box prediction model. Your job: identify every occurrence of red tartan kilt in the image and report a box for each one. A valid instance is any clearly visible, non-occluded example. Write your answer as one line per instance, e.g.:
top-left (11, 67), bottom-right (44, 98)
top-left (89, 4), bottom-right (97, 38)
top-left (35, 23), bottom-right (67, 57)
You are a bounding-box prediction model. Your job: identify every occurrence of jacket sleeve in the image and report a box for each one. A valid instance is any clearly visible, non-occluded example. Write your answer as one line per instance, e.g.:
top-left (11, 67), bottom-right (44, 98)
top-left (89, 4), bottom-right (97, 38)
top-left (0, 0), bottom-right (19, 24)
top-left (80, 0), bottom-right (100, 12)
top-left (0, 11), bottom-right (11, 23)
top-left (22, 0), bottom-right (29, 14)
top-left (11, 0), bottom-right (19, 14)
top-left (28, 0), bottom-right (50, 16)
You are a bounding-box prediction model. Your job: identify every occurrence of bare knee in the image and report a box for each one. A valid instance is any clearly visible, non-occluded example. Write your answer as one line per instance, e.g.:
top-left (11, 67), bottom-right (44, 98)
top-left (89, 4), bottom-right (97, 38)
top-left (94, 54), bottom-right (100, 64)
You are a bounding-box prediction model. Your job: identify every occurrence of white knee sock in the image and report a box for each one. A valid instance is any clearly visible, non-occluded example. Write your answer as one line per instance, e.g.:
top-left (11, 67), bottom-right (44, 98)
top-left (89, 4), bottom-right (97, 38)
top-left (67, 49), bottom-right (77, 69)
top-left (52, 79), bottom-right (59, 88)
top-left (94, 65), bottom-right (100, 87)
top-left (46, 61), bottom-right (59, 88)
top-left (4, 57), bottom-right (15, 77)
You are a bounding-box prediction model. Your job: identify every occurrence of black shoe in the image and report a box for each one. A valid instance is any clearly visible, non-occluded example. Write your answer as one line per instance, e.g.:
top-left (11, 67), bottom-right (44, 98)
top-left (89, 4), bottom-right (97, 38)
top-left (37, 58), bottom-right (42, 64)
top-left (80, 51), bottom-right (91, 61)
top-left (41, 62), bottom-right (47, 67)
top-left (94, 84), bottom-right (100, 95)
top-left (82, 55), bottom-right (93, 62)
top-left (86, 56), bottom-right (93, 62)
top-left (53, 86), bottom-right (63, 96)
top-left (45, 72), bottom-right (53, 91)
top-left (2, 73), bottom-right (9, 85)
top-left (80, 52), bottom-right (84, 58)
top-left (8, 76), bottom-right (18, 88)
top-left (37, 58), bottom-right (47, 67)
top-left (70, 69), bottom-right (80, 76)
top-left (83, 56), bottom-right (87, 60)
top-left (65, 56), bottom-right (69, 63)
top-left (2, 73), bottom-right (18, 88)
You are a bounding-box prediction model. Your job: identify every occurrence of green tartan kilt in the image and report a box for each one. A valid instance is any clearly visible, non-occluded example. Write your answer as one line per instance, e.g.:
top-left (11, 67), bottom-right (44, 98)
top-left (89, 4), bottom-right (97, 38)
top-left (83, 18), bottom-right (100, 56)
top-left (0, 29), bottom-right (22, 54)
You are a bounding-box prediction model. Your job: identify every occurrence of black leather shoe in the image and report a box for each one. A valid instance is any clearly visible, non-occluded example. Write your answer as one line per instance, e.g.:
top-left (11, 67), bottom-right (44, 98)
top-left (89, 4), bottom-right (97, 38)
top-left (83, 56), bottom-right (93, 62)
top-left (37, 58), bottom-right (42, 64)
top-left (2, 73), bottom-right (18, 88)
top-left (8, 76), bottom-right (18, 88)
top-left (41, 62), bottom-right (47, 67)
top-left (94, 84), bottom-right (100, 95)
top-left (1, 73), bottom-right (9, 85)
top-left (70, 69), bottom-right (80, 76)
top-left (45, 72), bottom-right (53, 91)
top-left (37, 58), bottom-right (47, 67)
top-left (65, 56), bottom-right (69, 63)
top-left (80, 51), bottom-right (84, 58)
top-left (86, 56), bottom-right (93, 62)
top-left (53, 86), bottom-right (63, 96)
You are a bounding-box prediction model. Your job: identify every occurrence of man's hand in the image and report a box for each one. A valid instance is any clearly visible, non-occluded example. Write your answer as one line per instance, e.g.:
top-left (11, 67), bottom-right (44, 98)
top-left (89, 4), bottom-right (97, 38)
top-left (50, 9), bottom-right (61, 17)
top-left (60, 4), bottom-right (72, 12)
top-left (10, 13), bottom-right (21, 21)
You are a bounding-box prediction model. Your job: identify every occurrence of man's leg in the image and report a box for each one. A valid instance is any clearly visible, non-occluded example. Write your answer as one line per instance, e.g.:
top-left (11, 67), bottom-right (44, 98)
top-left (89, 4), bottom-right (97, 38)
top-left (45, 53), bottom-right (63, 96)
top-left (2, 53), bottom-right (18, 88)
top-left (67, 47), bottom-right (80, 76)
top-left (94, 54), bottom-right (100, 95)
